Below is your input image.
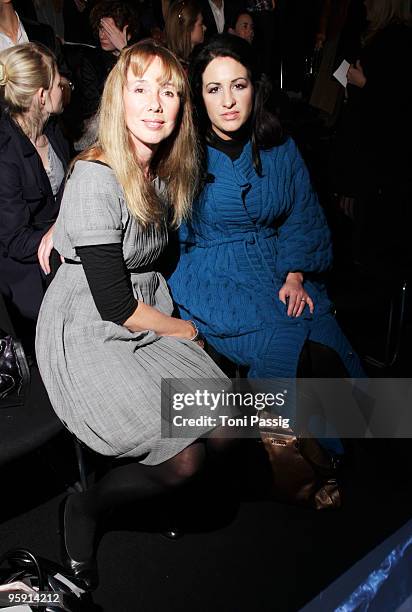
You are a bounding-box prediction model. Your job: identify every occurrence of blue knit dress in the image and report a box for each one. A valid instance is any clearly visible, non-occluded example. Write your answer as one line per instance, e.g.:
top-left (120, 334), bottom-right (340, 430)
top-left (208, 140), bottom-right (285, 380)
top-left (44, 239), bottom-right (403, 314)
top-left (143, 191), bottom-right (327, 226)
top-left (168, 138), bottom-right (364, 379)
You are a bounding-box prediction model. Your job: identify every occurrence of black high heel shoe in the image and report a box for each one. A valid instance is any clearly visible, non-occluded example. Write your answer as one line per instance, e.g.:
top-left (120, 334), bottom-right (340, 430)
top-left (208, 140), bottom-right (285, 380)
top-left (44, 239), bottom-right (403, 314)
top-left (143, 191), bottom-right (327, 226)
top-left (58, 495), bottom-right (99, 591)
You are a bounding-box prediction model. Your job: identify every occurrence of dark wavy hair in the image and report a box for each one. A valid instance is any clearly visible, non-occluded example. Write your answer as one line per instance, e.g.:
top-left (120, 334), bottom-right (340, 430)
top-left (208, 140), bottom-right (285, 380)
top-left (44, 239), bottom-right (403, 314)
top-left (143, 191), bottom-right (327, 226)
top-left (90, 0), bottom-right (141, 42)
top-left (189, 33), bottom-right (283, 176)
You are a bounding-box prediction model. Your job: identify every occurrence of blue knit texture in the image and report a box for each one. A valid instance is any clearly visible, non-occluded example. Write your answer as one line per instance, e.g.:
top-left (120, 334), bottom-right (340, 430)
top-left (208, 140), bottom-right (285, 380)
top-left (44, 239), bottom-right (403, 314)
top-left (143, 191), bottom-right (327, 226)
top-left (168, 138), bottom-right (363, 378)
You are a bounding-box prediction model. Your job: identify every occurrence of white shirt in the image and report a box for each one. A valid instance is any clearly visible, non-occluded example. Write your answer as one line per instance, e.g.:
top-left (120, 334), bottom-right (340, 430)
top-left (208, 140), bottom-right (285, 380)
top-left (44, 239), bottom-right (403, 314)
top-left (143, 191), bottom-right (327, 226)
top-left (0, 12), bottom-right (29, 52)
top-left (208, 0), bottom-right (225, 34)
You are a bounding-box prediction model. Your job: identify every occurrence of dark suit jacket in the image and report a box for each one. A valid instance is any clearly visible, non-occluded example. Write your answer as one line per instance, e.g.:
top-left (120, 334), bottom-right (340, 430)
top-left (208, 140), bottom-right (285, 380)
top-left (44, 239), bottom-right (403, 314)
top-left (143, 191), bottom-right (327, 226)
top-left (21, 17), bottom-right (71, 78)
top-left (0, 114), bottom-right (69, 321)
top-left (198, 0), bottom-right (241, 39)
top-left (78, 47), bottom-right (117, 120)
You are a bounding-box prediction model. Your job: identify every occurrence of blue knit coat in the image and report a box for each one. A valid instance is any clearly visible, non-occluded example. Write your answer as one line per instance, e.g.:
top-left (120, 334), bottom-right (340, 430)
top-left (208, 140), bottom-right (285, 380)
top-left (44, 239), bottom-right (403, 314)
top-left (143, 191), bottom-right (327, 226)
top-left (168, 138), bottom-right (364, 378)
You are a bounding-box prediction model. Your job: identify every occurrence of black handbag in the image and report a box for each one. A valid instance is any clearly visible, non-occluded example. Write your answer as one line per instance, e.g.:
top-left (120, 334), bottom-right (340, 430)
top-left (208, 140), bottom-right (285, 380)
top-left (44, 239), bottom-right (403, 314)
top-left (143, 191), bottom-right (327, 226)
top-left (0, 548), bottom-right (94, 611)
top-left (0, 329), bottom-right (30, 407)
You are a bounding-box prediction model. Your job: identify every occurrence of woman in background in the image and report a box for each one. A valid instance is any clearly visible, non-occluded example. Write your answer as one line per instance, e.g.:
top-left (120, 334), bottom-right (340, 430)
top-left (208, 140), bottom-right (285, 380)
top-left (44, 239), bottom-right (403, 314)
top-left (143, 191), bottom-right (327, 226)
top-left (165, 0), bottom-right (206, 70)
top-left (0, 42), bottom-right (68, 349)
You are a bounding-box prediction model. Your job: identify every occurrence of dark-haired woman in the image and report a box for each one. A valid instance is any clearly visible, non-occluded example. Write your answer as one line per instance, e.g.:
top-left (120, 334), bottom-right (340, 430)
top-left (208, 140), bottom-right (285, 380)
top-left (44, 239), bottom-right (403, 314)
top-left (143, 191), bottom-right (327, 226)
top-left (168, 35), bottom-right (364, 446)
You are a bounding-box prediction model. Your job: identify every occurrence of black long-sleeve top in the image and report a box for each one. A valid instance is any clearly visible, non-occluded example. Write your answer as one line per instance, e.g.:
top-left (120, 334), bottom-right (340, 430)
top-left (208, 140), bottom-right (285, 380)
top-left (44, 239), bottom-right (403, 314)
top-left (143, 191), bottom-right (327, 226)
top-left (76, 243), bottom-right (138, 325)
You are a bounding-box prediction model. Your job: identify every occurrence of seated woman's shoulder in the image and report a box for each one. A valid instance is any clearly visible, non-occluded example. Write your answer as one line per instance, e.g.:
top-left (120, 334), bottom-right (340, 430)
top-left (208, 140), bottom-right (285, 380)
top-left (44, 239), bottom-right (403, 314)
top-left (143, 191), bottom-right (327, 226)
top-left (70, 156), bottom-right (111, 177)
top-left (66, 157), bottom-right (117, 195)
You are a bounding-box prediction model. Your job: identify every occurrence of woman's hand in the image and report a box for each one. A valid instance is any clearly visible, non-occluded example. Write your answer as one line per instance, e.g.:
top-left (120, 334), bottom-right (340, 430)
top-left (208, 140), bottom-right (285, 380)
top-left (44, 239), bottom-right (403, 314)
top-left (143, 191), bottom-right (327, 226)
top-left (38, 224), bottom-right (55, 275)
top-left (278, 272), bottom-right (314, 317)
top-left (123, 304), bottom-right (204, 348)
top-left (100, 17), bottom-right (129, 52)
top-left (347, 60), bottom-right (367, 88)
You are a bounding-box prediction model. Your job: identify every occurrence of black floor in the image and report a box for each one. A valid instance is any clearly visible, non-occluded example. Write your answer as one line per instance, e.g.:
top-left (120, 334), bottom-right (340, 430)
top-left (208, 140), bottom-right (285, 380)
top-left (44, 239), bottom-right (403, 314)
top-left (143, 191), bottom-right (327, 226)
top-left (2, 424), bottom-right (412, 612)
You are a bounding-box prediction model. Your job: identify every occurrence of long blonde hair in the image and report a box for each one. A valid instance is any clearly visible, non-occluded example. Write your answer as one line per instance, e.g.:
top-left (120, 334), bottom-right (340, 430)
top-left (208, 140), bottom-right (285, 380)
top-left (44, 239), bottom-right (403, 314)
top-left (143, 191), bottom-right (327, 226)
top-left (0, 42), bottom-right (57, 139)
top-left (165, 0), bottom-right (201, 63)
top-left (76, 41), bottom-right (200, 227)
top-left (364, 0), bottom-right (411, 43)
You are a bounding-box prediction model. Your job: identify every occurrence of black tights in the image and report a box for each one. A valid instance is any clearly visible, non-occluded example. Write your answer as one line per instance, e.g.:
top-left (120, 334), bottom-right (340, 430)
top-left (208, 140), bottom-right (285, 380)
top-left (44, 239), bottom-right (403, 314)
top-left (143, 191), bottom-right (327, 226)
top-left (66, 431), bottom-right (233, 561)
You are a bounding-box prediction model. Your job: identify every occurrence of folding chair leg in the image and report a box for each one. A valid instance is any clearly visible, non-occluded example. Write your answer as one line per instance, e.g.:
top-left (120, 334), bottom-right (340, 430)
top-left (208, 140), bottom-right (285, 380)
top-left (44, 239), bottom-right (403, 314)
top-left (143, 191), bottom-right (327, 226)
top-left (365, 280), bottom-right (407, 368)
top-left (73, 438), bottom-right (88, 492)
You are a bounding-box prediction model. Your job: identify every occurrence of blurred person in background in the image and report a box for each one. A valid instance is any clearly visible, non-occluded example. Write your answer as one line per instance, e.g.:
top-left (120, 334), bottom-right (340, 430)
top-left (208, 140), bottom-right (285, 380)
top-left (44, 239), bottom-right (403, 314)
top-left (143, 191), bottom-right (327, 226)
top-left (32, 0), bottom-right (65, 40)
top-left (71, 0), bottom-right (141, 149)
top-left (330, 0), bottom-right (411, 264)
top-left (165, 0), bottom-right (206, 70)
top-left (63, 0), bottom-right (95, 44)
top-left (246, 0), bottom-right (277, 81)
top-left (197, 0), bottom-right (240, 38)
top-left (79, 0), bottom-right (141, 118)
top-left (0, 43), bottom-right (69, 350)
top-left (0, 0), bottom-right (72, 91)
top-left (227, 9), bottom-right (254, 44)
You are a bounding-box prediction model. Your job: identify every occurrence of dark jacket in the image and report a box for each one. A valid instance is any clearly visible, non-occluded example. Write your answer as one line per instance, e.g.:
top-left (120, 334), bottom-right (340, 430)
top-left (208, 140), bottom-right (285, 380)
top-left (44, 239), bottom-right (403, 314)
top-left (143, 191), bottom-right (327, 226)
top-left (331, 22), bottom-right (412, 196)
top-left (21, 17), bottom-right (71, 79)
top-left (78, 47), bottom-right (117, 120)
top-left (198, 0), bottom-right (240, 39)
top-left (0, 114), bottom-right (70, 322)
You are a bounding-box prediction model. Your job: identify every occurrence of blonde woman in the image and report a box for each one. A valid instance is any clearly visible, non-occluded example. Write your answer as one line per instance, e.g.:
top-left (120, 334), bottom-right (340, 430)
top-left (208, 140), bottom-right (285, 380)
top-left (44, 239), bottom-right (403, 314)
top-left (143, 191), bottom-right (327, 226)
top-left (0, 42), bottom-right (68, 349)
top-left (165, 0), bottom-right (206, 69)
top-left (35, 41), bottom-right (227, 591)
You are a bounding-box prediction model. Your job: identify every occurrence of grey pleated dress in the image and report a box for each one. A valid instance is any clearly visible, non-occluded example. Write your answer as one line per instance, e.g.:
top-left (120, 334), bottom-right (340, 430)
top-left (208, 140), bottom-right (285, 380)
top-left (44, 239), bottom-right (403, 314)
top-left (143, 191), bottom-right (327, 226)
top-left (35, 161), bottom-right (226, 465)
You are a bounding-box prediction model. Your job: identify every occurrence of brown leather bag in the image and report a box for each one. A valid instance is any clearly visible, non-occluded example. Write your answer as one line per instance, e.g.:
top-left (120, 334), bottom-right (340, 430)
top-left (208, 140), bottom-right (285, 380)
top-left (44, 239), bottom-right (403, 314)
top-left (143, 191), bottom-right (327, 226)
top-left (259, 412), bottom-right (341, 510)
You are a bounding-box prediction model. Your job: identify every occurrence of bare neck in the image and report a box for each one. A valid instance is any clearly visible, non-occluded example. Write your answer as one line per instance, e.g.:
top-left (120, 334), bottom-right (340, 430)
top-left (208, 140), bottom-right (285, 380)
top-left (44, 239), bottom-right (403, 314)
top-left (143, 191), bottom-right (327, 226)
top-left (16, 112), bottom-right (48, 144)
top-left (0, 5), bottom-right (19, 39)
top-left (210, 0), bottom-right (223, 9)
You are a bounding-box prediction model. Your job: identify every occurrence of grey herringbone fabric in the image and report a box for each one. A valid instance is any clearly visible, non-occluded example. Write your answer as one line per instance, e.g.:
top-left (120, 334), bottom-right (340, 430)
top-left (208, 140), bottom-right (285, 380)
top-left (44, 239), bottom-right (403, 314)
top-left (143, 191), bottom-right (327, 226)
top-left (36, 161), bottom-right (225, 465)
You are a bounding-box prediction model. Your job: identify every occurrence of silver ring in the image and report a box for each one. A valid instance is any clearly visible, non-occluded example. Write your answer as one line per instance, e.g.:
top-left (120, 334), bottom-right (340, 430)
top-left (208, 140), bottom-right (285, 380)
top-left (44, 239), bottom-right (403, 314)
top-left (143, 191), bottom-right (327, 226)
top-left (301, 298), bottom-right (306, 302)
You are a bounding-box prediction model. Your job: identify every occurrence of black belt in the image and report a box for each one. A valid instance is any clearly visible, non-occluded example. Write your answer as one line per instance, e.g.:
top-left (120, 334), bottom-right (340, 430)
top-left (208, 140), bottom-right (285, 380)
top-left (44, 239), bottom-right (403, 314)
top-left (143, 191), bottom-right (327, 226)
top-left (65, 259), bottom-right (156, 274)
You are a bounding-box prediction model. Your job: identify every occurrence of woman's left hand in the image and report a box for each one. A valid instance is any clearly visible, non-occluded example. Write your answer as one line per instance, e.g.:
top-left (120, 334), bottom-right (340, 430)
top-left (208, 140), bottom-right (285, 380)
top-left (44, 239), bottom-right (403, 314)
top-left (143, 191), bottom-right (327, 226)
top-left (38, 224), bottom-right (55, 275)
top-left (279, 272), bottom-right (314, 317)
top-left (347, 60), bottom-right (367, 88)
top-left (100, 17), bottom-right (128, 52)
